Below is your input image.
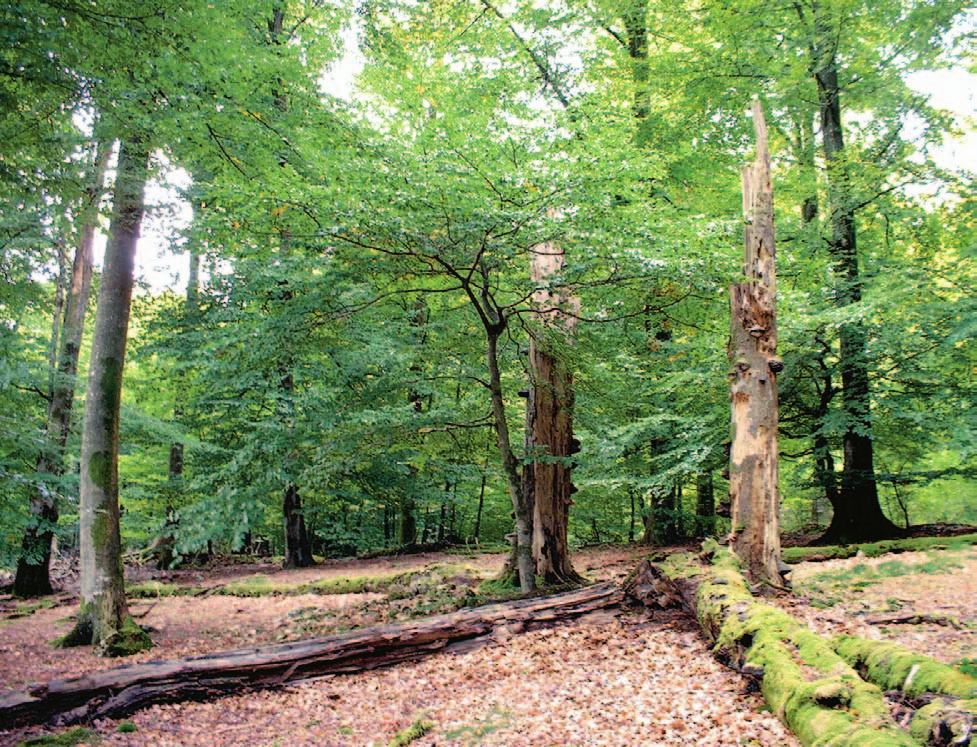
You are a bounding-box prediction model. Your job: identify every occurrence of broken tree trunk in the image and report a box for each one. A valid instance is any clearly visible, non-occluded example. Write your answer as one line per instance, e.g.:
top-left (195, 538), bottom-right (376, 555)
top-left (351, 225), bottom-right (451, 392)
top-left (728, 100), bottom-right (783, 588)
top-left (831, 636), bottom-right (977, 745)
top-left (0, 582), bottom-right (623, 729)
top-left (636, 544), bottom-right (972, 746)
top-left (527, 230), bottom-right (581, 584)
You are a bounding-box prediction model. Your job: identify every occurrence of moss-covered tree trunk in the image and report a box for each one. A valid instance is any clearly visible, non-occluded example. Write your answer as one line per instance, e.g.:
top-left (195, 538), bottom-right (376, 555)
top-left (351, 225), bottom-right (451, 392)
top-left (647, 547), bottom-right (923, 746)
top-left (728, 101), bottom-right (783, 588)
top-left (14, 138), bottom-right (110, 599)
top-left (67, 135), bottom-right (152, 657)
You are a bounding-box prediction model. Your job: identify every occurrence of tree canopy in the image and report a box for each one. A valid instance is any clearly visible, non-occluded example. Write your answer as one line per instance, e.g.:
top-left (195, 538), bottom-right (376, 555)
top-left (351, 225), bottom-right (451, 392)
top-left (0, 0), bottom-right (974, 583)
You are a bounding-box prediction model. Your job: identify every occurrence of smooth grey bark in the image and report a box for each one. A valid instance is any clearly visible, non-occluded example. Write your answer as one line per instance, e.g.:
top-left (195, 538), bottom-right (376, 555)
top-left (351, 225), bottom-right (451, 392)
top-left (69, 136), bottom-right (153, 655)
top-left (14, 138), bottom-right (110, 598)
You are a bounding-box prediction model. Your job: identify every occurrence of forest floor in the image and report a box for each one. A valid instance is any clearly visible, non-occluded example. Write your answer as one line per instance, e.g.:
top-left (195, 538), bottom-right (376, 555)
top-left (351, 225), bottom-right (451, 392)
top-left (1, 542), bottom-right (974, 747)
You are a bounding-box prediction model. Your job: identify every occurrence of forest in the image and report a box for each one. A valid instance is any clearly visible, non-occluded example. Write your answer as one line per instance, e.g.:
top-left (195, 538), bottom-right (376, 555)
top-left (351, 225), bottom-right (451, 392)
top-left (0, 0), bottom-right (975, 745)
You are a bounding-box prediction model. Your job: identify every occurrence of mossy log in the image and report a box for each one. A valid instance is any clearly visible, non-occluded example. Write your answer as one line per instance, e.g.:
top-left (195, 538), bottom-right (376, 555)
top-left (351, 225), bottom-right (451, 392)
top-left (831, 636), bottom-right (977, 746)
top-left (650, 547), bottom-right (920, 746)
top-left (832, 636), bottom-right (977, 700)
top-left (0, 582), bottom-right (622, 728)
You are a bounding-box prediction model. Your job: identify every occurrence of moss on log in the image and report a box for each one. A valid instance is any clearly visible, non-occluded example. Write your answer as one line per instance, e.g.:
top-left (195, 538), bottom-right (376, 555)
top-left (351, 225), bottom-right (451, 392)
top-left (659, 545), bottom-right (919, 746)
top-left (910, 697), bottom-right (977, 746)
top-left (831, 636), bottom-right (977, 746)
top-left (781, 533), bottom-right (977, 564)
top-left (831, 636), bottom-right (977, 700)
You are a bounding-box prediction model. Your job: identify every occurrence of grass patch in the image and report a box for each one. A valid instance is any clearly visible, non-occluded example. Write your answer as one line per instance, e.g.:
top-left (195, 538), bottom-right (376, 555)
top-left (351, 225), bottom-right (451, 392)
top-left (5, 598), bottom-right (57, 619)
top-left (443, 706), bottom-right (511, 745)
top-left (782, 533), bottom-right (977, 564)
top-left (956, 658), bottom-right (977, 678)
top-left (16, 728), bottom-right (101, 746)
top-left (793, 551), bottom-right (966, 608)
top-left (389, 714), bottom-right (434, 746)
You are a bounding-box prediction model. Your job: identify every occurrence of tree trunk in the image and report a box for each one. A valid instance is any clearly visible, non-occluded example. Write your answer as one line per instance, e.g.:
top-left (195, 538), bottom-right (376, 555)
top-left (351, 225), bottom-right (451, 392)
top-left (727, 101), bottom-right (782, 588)
top-left (643, 549), bottom-right (921, 746)
top-left (811, 23), bottom-right (902, 544)
top-left (14, 138), bottom-right (110, 598)
top-left (487, 326), bottom-right (535, 592)
top-left (473, 474), bottom-right (486, 542)
top-left (0, 582), bottom-right (624, 729)
top-left (283, 483), bottom-right (313, 568)
top-left (695, 472), bottom-right (716, 536)
top-left (66, 135), bottom-right (153, 656)
top-left (527, 235), bottom-right (581, 584)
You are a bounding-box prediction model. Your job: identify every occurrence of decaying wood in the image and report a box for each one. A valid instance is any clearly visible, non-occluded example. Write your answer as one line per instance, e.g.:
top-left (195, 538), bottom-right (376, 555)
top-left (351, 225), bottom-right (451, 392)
top-left (830, 636), bottom-right (977, 746)
top-left (655, 545), bottom-right (977, 746)
top-left (863, 613), bottom-right (965, 630)
top-left (727, 100), bottom-right (783, 588)
top-left (0, 582), bottom-right (623, 728)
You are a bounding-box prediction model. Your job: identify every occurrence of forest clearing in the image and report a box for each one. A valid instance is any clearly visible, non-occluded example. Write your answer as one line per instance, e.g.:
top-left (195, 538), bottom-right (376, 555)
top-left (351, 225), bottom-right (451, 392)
top-left (1, 539), bottom-right (975, 746)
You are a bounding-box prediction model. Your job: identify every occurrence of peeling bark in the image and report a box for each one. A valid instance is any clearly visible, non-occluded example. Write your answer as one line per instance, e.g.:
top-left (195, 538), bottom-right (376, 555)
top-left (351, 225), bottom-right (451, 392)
top-left (527, 235), bottom-right (580, 585)
top-left (727, 101), bottom-right (783, 588)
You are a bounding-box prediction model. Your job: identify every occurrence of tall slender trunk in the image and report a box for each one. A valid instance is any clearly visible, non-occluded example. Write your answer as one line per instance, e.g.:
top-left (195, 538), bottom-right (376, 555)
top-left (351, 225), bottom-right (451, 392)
top-left (68, 135), bottom-right (153, 655)
top-left (14, 138), bottom-right (110, 598)
top-left (487, 325), bottom-right (535, 592)
top-left (810, 11), bottom-right (901, 543)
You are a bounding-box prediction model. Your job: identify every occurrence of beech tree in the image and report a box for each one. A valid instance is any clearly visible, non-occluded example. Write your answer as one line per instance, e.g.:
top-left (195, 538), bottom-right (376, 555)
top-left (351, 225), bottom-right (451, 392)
top-left (66, 135), bottom-right (153, 655)
top-left (11, 136), bottom-right (110, 597)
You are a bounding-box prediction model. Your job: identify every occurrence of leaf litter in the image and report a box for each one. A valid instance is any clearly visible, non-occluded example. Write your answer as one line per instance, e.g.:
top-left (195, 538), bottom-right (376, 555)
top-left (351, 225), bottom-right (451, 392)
top-left (2, 544), bottom-right (973, 746)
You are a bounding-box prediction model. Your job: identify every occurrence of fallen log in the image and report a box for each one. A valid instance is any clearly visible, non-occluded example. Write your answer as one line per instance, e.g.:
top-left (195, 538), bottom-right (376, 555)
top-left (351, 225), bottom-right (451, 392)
top-left (0, 581), bottom-right (623, 728)
top-left (650, 544), bottom-right (921, 746)
top-left (831, 636), bottom-right (977, 746)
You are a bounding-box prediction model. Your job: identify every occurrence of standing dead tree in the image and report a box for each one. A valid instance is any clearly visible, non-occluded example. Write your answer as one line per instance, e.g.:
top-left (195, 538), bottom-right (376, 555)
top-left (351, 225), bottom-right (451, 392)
top-left (727, 101), bottom-right (784, 588)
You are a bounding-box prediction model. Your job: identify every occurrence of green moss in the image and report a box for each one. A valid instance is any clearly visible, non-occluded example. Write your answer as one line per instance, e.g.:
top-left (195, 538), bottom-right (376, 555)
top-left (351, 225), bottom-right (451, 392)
top-left (832, 636), bottom-right (977, 699)
top-left (5, 599), bottom-right (57, 619)
top-left (99, 615), bottom-right (153, 657)
top-left (668, 546), bottom-right (921, 746)
top-left (87, 451), bottom-right (112, 492)
top-left (116, 722), bottom-right (137, 734)
top-left (54, 614), bottom-right (93, 649)
top-left (782, 534), bottom-right (977, 564)
top-left (956, 658), bottom-right (977, 678)
top-left (126, 581), bottom-right (191, 598)
top-left (16, 727), bottom-right (101, 745)
top-left (389, 714), bottom-right (434, 746)
top-left (909, 697), bottom-right (977, 744)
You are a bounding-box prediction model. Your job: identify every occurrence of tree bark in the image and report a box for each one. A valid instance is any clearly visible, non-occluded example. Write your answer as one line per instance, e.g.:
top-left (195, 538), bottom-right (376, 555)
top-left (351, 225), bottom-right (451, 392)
top-left (527, 236), bottom-right (580, 584)
top-left (810, 7), bottom-right (901, 544)
top-left (14, 138), bottom-right (110, 598)
top-left (487, 325), bottom-right (535, 592)
top-left (283, 483), bottom-right (313, 568)
top-left (66, 135), bottom-right (153, 656)
top-left (727, 101), bottom-right (783, 588)
top-left (0, 582), bottom-right (623, 728)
